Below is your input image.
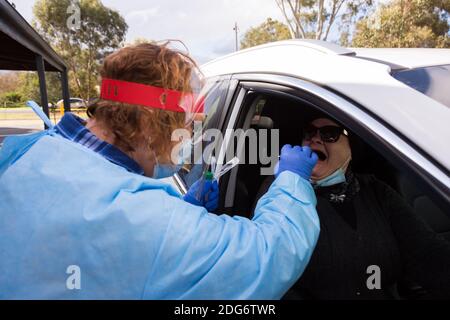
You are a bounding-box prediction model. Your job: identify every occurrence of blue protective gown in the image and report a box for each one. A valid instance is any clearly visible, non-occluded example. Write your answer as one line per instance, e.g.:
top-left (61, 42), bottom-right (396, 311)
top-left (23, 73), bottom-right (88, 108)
top-left (0, 130), bottom-right (319, 299)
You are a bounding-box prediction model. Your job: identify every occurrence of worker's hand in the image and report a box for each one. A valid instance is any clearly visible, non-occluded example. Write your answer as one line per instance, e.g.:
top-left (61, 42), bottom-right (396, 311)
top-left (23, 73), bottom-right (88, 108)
top-left (275, 144), bottom-right (318, 181)
top-left (183, 179), bottom-right (219, 212)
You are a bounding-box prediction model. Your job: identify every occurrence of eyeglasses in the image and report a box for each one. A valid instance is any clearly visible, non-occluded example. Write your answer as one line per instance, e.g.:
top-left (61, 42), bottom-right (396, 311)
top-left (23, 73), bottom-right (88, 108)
top-left (303, 124), bottom-right (348, 143)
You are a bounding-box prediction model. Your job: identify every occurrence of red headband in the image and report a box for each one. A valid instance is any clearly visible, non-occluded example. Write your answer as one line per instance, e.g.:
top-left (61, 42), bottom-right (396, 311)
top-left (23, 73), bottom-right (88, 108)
top-left (100, 78), bottom-right (203, 113)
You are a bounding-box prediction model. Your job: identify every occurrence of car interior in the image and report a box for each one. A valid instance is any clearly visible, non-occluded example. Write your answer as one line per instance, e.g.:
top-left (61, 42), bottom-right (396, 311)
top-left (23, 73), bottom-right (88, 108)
top-left (218, 90), bottom-right (450, 238)
top-left (212, 88), bottom-right (450, 299)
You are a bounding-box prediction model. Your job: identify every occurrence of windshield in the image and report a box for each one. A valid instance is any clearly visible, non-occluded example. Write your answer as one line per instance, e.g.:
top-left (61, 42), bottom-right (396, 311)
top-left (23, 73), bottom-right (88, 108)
top-left (392, 64), bottom-right (450, 108)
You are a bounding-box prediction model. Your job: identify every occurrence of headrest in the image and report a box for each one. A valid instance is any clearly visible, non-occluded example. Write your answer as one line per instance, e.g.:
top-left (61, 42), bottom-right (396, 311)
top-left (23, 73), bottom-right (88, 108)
top-left (251, 115), bottom-right (274, 129)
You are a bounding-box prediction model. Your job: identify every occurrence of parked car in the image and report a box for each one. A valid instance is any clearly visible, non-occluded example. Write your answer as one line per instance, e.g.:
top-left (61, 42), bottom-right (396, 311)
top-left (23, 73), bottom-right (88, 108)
top-left (56, 97), bottom-right (86, 110)
top-left (160, 39), bottom-right (450, 248)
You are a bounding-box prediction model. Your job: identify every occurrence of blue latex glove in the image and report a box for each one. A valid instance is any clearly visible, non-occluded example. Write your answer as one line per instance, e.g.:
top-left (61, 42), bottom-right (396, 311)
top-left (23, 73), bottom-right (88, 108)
top-left (183, 178), bottom-right (219, 211)
top-left (275, 144), bottom-right (318, 181)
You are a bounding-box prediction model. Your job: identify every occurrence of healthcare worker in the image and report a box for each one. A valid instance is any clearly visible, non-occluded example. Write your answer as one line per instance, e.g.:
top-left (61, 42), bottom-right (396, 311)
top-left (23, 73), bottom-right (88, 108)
top-left (0, 42), bottom-right (319, 299)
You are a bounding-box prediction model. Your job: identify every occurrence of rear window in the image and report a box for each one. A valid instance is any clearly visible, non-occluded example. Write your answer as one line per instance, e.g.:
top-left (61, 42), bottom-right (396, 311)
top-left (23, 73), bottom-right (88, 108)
top-left (392, 64), bottom-right (450, 108)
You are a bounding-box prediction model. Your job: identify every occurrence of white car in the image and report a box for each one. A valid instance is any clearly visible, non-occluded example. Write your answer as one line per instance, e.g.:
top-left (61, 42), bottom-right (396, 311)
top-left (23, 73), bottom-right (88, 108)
top-left (166, 39), bottom-right (450, 244)
top-left (56, 98), bottom-right (86, 109)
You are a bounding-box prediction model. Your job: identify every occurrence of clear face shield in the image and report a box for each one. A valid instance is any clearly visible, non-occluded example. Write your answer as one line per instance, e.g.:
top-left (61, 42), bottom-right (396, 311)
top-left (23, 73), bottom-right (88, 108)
top-left (99, 43), bottom-right (206, 177)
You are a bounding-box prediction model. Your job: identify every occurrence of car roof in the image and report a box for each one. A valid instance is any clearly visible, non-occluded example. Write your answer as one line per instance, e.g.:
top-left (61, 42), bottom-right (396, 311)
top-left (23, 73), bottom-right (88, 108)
top-left (201, 40), bottom-right (450, 170)
top-left (351, 48), bottom-right (450, 69)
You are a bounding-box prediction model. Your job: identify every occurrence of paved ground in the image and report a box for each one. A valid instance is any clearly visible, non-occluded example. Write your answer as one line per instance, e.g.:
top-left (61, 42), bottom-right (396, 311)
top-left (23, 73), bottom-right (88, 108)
top-left (0, 119), bottom-right (44, 145)
top-left (0, 127), bottom-right (40, 143)
top-left (0, 125), bottom-right (41, 145)
top-left (0, 109), bottom-right (87, 146)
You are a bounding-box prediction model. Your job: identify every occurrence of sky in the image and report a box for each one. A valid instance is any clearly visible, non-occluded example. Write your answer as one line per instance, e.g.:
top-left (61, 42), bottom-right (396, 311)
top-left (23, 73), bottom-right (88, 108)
top-left (9, 0), bottom-right (291, 64)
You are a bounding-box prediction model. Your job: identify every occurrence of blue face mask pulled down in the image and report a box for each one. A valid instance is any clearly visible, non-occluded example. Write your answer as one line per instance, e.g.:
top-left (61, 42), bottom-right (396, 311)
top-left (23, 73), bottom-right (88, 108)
top-left (152, 139), bottom-right (192, 179)
top-left (313, 167), bottom-right (346, 188)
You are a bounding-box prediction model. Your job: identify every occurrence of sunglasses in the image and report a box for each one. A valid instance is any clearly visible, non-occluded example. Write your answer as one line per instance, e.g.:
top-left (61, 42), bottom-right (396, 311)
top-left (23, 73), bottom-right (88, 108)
top-left (303, 124), bottom-right (348, 143)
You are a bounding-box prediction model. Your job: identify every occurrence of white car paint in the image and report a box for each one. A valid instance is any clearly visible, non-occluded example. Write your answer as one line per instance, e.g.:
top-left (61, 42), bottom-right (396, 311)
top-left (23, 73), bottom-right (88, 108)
top-left (201, 40), bottom-right (450, 170)
top-left (352, 48), bottom-right (450, 69)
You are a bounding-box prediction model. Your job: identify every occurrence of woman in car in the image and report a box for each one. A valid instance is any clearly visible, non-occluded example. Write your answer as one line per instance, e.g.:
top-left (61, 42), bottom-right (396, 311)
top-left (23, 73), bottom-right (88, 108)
top-left (256, 114), bottom-right (450, 299)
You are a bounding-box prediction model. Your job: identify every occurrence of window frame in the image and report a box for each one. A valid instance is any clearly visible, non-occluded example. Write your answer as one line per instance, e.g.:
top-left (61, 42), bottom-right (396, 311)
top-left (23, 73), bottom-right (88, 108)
top-left (172, 75), bottom-right (238, 194)
top-left (216, 73), bottom-right (450, 214)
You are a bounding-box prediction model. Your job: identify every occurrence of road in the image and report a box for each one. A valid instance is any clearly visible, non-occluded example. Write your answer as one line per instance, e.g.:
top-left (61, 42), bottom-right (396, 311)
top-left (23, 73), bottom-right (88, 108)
top-left (0, 110), bottom-right (86, 146)
top-left (0, 127), bottom-right (40, 142)
top-left (0, 120), bottom-right (43, 145)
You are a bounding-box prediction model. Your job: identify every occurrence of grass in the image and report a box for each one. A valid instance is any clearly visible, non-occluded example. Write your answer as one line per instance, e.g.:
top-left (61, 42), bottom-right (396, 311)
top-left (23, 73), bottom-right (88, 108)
top-left (0, 109), bottom-right (88, 121)
top-left (0, 104), bottom-right (23, 108)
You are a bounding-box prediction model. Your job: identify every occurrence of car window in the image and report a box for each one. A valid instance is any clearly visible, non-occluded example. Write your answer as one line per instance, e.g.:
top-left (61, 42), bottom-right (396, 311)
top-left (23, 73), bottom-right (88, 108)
top-left (177, 78), bottom-right (231, 188)
top-left (224, 83), bottom-right (450, 224)
top-left (392, 64), bottom-right (450, 108)
top-left (213, 79), bottom-right (450, 299)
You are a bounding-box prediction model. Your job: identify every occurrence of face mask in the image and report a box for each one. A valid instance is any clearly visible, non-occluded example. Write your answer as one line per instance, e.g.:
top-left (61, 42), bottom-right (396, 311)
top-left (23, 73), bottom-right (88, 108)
top-left (313, 167), bottom-right (346, 187)
top-left (152, 138), bottom-right (192, 179)
top-left (312, 155), bottom-right (351, 188)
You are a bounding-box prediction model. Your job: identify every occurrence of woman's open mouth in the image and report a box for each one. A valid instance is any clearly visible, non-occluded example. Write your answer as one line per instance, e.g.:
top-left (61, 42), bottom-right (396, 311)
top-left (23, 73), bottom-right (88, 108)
top-left (314, 150), bottom-right (327, 161)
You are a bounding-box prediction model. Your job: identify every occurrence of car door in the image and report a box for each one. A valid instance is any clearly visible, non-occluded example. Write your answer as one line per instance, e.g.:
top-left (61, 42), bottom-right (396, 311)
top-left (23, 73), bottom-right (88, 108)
top-left (211, 73), bottom-right (450, 234)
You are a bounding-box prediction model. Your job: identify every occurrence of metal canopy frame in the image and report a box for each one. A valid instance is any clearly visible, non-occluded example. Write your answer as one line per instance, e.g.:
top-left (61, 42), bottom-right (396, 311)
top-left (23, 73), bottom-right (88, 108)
top-left (0, 0), bottom-right (71, 127)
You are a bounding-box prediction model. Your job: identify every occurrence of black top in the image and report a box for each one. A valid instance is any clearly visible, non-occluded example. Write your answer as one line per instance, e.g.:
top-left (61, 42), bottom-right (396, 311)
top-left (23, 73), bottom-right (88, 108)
top-left (255, 174), bottom-right (450, 299)
top-left (328, 200), bottom-right (357, 230)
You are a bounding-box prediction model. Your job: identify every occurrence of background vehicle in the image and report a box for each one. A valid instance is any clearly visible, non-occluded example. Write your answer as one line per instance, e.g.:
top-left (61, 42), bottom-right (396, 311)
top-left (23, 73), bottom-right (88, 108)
top-left (56, 98), bottom-right (86, 110)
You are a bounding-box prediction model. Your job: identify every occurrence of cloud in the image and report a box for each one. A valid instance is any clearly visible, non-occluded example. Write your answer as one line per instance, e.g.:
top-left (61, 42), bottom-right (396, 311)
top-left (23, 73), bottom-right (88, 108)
top-left (125, 7), bottom-right (159, 25)
top-left (15, 0), bottom-right (287, 63)
top-left (119, 0), bottom-right (286, 62)
top-left (212, 37), bottom-right (235, 56)
top-left (177, 11), bottom-right (188, 19)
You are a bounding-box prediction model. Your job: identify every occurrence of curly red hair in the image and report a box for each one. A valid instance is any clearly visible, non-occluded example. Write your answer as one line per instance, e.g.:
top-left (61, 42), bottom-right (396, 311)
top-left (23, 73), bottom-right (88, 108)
top-left (87, 42), bottom-right (200, 163)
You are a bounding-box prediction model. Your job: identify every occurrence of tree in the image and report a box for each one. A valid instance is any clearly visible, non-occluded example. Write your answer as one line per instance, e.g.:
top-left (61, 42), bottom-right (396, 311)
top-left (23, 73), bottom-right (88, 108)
top-left (33, 0), bottom-right (128, 101)
top-left (352, 0), bottom-right (450, 48)
top-left (240, 18), bottom-right (291, 49)
top-left (2, 92), bottom-right (22, 103)
top-left (127, 37), bottom-right (155, 46)
top-left (0, 72), bottom-right (21, 95)
top-left (0, 91), bottom-right (23, 108)
top-left (275, 0), bottom-right (374, 40)
top-left (19, 72), bottom-right (63, 105)
top-left (0, 73), bottom-right (24, 107)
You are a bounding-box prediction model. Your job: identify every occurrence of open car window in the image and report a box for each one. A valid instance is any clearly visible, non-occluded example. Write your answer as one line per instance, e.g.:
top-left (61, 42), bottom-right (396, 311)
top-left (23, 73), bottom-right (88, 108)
top-left (177, 78), bottom-right (231, 189)
top-left (223, 82), bottom-right (450, 234)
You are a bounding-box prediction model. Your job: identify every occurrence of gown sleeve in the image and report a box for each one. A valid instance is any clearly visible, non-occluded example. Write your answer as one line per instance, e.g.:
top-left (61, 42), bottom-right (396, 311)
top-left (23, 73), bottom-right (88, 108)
top-left (142, 170), bottom-right (320, 299)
